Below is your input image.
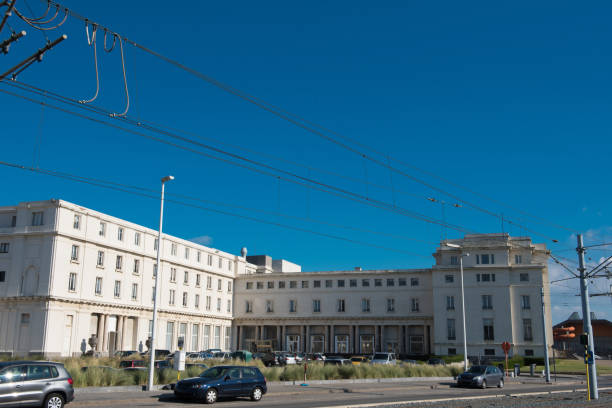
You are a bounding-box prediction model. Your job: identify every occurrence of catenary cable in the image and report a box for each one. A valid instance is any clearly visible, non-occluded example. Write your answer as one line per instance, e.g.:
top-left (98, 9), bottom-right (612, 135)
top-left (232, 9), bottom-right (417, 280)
top-left (79, 22), bottom-right (99, 104)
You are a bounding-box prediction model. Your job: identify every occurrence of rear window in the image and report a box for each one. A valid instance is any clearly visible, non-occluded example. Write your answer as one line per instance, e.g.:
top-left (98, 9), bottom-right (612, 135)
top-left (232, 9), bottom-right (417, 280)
top-left (242, 367), bottom-right (259, 378)
top-left (372, 354), bottom-right (389, 360)
top-left (26, 365), bottom-right (53, 381)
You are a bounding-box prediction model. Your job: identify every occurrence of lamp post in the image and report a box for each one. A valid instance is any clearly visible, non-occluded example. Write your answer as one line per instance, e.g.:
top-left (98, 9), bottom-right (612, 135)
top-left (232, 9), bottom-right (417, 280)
top-left (445, 242), bottom-right (469, 371)
top-left (147, 175), bottom-right (174, 391)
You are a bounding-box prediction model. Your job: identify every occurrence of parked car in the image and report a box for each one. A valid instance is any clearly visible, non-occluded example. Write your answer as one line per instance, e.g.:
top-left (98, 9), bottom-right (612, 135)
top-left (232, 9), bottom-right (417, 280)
top-left (80, 365), bottom-right (120, 373)
top-left (204, 349), bottom-right (223, 354)
top-left (174, 365), bottom-right (267, 404)
top-left (212, 352), bottom-right (231, 360)
top-left (230, 350), bottom-right (253, 362)
top-left (350, 356), bottom-right (368, 365)
top-left (310, 353), bottom-right (326, 361)
top-left (427, 358), bottom-right (446, 366)
top-left (118, 360), bottom-right (147, 370)
top-left (402, 359), bottom-right (419, 365)
top-left (0, 360), bottom-right (74, 408)
top-left (185, 363), bottom-right (208, 371)
top-left (294, 353), bottom-right (304, 364)
top-left (140, 349), bottom-right (171, 359)
top-left (457, 365), bottom-right (504, 388)
top-left (114, 350), bottom-right (139, 358)
top-left (259, 352), bottom-right (282, 367)
top-left (278, 352), bottom-right (297, 365)
top-left (324, 358), bottom-right (352, 366)
top-left (188, 352), bottom-right (214, 360)
top-left (370, 353), bottom-right (397, 365)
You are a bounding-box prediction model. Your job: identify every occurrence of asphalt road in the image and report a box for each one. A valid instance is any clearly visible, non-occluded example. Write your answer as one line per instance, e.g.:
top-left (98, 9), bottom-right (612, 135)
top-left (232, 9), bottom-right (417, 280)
top-left (70, 376), bottom-right (612, 408)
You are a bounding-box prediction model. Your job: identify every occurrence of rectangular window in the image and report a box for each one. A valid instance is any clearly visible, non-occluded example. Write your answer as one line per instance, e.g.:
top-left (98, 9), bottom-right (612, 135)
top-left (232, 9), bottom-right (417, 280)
top-left (374, 279), bottom-right (382, 287)
top-left (386, 298), bottom-right (395, 312)
top-left (152, 286), bottom-right (156, 302)
top-left (361, 298), bottom-right (370, 312)
top-left (302, 280), bottom-right (309, 288)
top-left (256, 282), bottom-right (264, 290)
top-left (227, 300), bottom-right (231, 313)
top-left (483, 318), bottom-right (494, 340)
top-left (207, 254), bottom-right (213, 266)
top-left (197, 251), bottom-right (201, 263)
top-left (228, 281), bottom-right (232, 292)
top-left (447, 318), bottom-right (456, 340)
top-left (245, 300), bottom-right (253, 313)
top-left (337, 280), bottom-right (345, 288)
top-left (68, 272), bottom-right (77, 292)
top-left (0, 242), bottom-right (9, 254)
top-left (313, 299), bottom-right (321, 313)
top-left (482, 295), bottom-right (493, 309)
top-left (278, 281), bottom-right (286, 289)
top-left (115, 255), bottom-right (123, 270)
top-left (217, 279), bottom-right (222, 291)
top-left (133, 259), bottom-right (140, 274)
top-left (114, 280), bottom-right (121, 298)
top-left (206, 296), bottom-right (211, 311)
top-left (70, 244), bottom-right (79, 261)
top-left (21, 313), bottom-right (30, 324)
top-left (196, 274), bottom-right (201, 287)
top-left (411, 298), bottom-right (420, 312)
top-left (183, 271), bottom-right (189, 284)
top-left (214, 326), bottom-right (221, 349)
top-left (445, 274), bottom-right (454, 283)
top-left (171, 243), bottom-right (177, 256)
top-left (325, 280), bottom-right (332, 288)
top-left (207, 276), bottom-right (212, 289)
top-left (289, 299), bottom-right (297, 313)
top-left (216, 297), bottom-right (221, 312)
top-left (117, 227), bottom-right (124, 241)
top-left (387, 278), bottom-right (395, 287)
top-left (314, 280), bottom-right (321, 288)
top-left (523, 319), bottom-right (533, 341)
top-left (131, 283), bottom-right (138, 300)
top-left (350, 279), bottom-right (357, 287)
top-left (192, 324), bottom-right (199, 351)
top-left (99, 221), bottom-right (106, 236)
top-left (450, 256), bottom-right (458, 265)
top-left (410, 277), bottom-right (419, 287)
top-left (362, 279), bottom-right (370, 287)
top-left (97, 251), bottom-right (105, 267)
top-left (484, 348), bottom-right (495, 356)
top-left (184, 247), bottom-right (189, 260)
top-left (169, 289), bottom-right (176, 305)
top-left (203, 325), bottom-right (210, 349)
top-left (515, 255), bottom-right (523, 264)
top-left (520, 273), bottom-right (529, 282)
top-left (246, 282), bottom-right (253, 290)
top-left (228, 260), bottom-right (232, 271)
top-left (481, 254), bottom-right (489, 264)
top-left (134, 232), bottom-right (141, 246)
top-left (166, 322), bottom-right (174, 350)
top-left (337, 298), bottom-right (345, 312)
top-left (448, 348), bottom-right (457, 355)
top-left (153, 264), bottom-right (158, 278)
top-left (73, 214), bottom-right (80, 230)
top-left (398, 278), bottom-right (407, 286)
top-left (525, 349), bottom-right (534, 356)
top-left (266, 300), bottom-right (274, 313)
top-left (521, 295), bottom-right (531, 309)
top-left (482, 273), bottom-right (490, 282)
top-left (195, 294), bottom-right (200, 309)
top-left (225, 327), bottom-right (231, 350)
top-left (154, 238), bottom-right (158, 250)
top-left (0, 271), bottom-right (4, 282)
top-left (31, 211), bottom-right (43, 226)
top-left (446, 295), bottom-right (455, 310)
top-left (170, 268), bottom-right (176, 282)
top-left (218, 257), bottom-right (222, 268)
top-left (182, 292), bottom-right (188, 307)
top-left (289, 281), bottom-right (297, 289)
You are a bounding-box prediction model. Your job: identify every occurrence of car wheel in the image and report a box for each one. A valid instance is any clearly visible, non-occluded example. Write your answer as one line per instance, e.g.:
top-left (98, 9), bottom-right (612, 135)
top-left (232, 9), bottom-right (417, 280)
top-left (498, 379), bottom-right (504, 388)
top-left (44, 393), bottom-right (65, 408)
top-left (251, 386), bottom-right (263, 402)
top-left (481, 379), bottom-right (487, 389)
top-left (204, 388), bottom-right (218, 404)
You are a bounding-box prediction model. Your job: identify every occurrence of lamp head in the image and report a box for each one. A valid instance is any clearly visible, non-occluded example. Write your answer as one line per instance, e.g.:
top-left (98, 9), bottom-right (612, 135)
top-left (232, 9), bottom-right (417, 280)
top-left (161, 175), bottom-right (174, 183)
top-left (444, 242), bottom-right (461, 248)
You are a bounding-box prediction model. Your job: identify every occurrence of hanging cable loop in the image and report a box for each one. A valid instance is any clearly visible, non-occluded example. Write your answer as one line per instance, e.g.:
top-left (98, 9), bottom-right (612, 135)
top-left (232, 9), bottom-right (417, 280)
top-left (14, 6), bottom-right (68, 31)
top-left (79, 22), bottom-right (99, 104)
top-left (110, 36), bottom-right (129, 117)
top-left (103, 29), bottom-right (116, 52)
top-left (22, 4), bottom-right (59, 25)
top-left (22, 1), bottom-right (51, 22)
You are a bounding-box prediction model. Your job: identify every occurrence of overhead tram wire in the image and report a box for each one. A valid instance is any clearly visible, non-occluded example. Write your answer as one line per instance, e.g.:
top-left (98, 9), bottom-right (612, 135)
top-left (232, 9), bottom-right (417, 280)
top-left (0, 80), bottom-right (475, 235)
top-left (40, 0), bottom-right (571, 242)
top-left (0, 160), bottom-right (431, 257)
top-left (0, 81), bottom-right (472, 233)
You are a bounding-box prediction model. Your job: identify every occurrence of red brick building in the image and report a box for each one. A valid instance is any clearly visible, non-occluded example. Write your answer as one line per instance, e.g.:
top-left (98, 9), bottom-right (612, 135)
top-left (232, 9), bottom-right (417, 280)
top-left (554, 312), bottom-right (612, 357)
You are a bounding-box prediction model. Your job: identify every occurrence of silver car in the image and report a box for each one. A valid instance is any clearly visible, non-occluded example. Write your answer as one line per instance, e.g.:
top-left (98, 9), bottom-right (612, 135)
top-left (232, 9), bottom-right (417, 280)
top-left (0, 361), bottom-right (74, 408)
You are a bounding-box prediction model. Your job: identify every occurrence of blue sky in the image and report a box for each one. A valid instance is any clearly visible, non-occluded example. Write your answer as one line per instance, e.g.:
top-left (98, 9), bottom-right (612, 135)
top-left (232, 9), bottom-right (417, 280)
top-left (1, 0), bottom-right (610, 322)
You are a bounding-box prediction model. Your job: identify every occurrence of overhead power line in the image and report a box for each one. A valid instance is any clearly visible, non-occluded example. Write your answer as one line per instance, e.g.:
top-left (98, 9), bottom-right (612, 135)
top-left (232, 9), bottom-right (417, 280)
top-left (36, 0), bottom-right (571, 242)
top-left (0, 159), bottom-right (431, 257)
top-left (0, 80), bottom-right (475, 235)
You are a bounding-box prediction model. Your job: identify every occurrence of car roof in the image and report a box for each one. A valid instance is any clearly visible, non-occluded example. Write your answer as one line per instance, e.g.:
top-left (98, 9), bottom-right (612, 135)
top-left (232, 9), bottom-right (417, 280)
top-left (0, 361), bottom-right (63, 368)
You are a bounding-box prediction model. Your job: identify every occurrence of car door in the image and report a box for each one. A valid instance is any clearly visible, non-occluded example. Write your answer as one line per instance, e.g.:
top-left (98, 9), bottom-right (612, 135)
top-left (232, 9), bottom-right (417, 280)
top-left (218, 368), bottom-right (242, 397)
top-left (0, 365), bottom-right (26, 406)
top-left (485, 366), bottom-right (498, 386)
top-left (240, 367), bottom-right (259, 396)
top-left (19, 365), bottom-right (54, 405)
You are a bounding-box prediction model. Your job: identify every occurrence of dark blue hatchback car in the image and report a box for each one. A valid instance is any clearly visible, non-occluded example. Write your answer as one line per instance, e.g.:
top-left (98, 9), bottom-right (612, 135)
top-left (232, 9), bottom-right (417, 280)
top-left (174, 365), bottom-right (267, 404)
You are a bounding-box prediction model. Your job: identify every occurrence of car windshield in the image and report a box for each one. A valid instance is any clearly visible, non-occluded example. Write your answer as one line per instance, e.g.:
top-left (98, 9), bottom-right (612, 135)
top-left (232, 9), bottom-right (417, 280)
top-left (372, 354), bottom-right (388, 360)
top-left (467, 366), bottom-right (486, 374)
top-left (200, 367), bottom-right (229, 379)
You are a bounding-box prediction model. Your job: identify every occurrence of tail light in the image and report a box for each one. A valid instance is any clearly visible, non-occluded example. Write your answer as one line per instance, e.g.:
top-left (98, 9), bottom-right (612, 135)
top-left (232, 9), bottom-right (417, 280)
top-left (67, 378), bottom-right (73, 385)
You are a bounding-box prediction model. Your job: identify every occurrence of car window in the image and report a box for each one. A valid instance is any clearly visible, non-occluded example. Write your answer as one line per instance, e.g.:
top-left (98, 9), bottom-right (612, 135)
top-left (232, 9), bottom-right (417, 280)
top-left (242, 367), bottom-right (257, 378)
top-left (227, 368), bottom-right (241, 379)
top-left (0, 366), bottom-right (26, 383)
top-left (200, 367), bottom-right (228, 379)
top-left (26, 365), bottom-right (53, 381)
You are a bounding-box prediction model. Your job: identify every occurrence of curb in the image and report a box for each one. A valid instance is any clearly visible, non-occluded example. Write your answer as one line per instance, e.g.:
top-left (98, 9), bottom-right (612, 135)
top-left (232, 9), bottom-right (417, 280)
top-left (75, 385), bottom-right (164, 394)
top-left (267, 377), bottom-right (455, 386)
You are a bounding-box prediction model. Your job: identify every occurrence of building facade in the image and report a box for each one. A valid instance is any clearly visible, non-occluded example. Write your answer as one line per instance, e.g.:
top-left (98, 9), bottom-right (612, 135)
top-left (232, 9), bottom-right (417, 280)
top-left (0, 199), bottom-right (552, 359)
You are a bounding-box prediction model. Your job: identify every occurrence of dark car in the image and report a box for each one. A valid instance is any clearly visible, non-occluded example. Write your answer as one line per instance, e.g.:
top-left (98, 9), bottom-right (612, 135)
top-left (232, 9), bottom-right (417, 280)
top-left (118, 360), bottom-right (147, 370)
top-left (457, 365), bottom-right (504, 388)
top-left (174, 365), bottom-right (267, 404)
top-left (324, 358), bottom-right (352, 366)
top-left (0, 361), bottom-right (74, 408)
top-left (259, 352), bottom-right (281, 367)
top-left (114, 350), bottom-right (139, 358)
top-left (427, 358), bottom-right (446, 366)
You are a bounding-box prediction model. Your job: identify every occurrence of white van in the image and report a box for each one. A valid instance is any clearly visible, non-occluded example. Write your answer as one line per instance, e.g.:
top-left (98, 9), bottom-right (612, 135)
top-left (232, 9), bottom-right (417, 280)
top-left (370, 352), bottom-right (397, 365)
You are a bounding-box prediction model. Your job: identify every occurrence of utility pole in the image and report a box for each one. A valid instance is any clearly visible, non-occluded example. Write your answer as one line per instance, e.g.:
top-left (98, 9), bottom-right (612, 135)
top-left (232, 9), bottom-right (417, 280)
top-left (577, 233), bottom-right (598, 400)
top-left (540, 287), bottom-right (551, 383)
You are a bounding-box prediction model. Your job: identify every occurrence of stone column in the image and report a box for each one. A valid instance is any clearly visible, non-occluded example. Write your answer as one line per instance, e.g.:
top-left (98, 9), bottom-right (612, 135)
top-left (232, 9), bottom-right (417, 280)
top-left (101, 314), bottom-right (108, 352)
top-left (424, 325), bottom-right (430, 355)
top-left (96, 314), bottom-right (104, 351)
top-left (282, 325), bottom-right (287, 350)
top-left (120, 316), bottom-right (127, 350)
top-left (330, 325), bottom-right (335, 353)
top-left (300, 325), bottom-right (306, 353)
top-left (305, 325), bottom-right (310, 353)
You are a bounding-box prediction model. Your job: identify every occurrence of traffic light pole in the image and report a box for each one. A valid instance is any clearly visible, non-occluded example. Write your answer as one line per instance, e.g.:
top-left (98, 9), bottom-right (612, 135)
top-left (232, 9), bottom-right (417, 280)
top-left (577, 233), bottom-right (598, 400)
top-left (540, 287), bottom-right (551, 383)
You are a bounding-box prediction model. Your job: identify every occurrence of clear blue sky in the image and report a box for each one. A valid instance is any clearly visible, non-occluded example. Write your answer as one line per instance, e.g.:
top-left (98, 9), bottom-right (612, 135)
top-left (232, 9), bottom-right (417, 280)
top-left (1, 0), bottom-right (611, 322)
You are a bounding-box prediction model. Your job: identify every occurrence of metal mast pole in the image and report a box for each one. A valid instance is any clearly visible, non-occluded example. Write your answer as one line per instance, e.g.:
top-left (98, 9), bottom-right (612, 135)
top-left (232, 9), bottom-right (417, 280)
top-left (540, 287), bottom-right (551, 383)
top-left (460, 255), bottom-right (468, 371)
top-left (577, 233), bottom-right (598, 399)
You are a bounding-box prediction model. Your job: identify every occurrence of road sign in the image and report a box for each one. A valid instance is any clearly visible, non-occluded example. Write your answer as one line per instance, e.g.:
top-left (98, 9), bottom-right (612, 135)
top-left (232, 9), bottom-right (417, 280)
top-left (501, 341), bottom-right (511, 354)
top-left (584, 350), bottom-right (593, 365)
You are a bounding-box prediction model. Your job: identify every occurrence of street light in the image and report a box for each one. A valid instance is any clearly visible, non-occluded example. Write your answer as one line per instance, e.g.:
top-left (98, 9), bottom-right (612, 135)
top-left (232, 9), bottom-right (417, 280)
top-left (147, 175), bottom-right (174, 391)
top-left (445, 242), bottom-right (469, 371)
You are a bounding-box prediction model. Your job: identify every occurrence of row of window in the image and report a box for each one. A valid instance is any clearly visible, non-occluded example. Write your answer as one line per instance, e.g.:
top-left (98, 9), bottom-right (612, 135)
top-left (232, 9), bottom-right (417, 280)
top-left (246, 277), bottom-right (420, 290)
top-left (443, 272), bottom-right (529, 284)
top-left (444, 295), bottom-right (531, 310)
top-left (449, 254), bottom-right (524, 265)
top-left (0, 243), bottom-right (9, 253)
top-left (245, 297), bottom-right (421, 314)
top-left (446, 318), bottom-right (533, 342)
top-left (154, 322), bottom-right (230, 351)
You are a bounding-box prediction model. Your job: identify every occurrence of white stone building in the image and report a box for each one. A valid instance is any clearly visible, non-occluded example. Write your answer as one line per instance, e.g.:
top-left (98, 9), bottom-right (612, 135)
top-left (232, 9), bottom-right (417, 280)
top-left (0, 199), bottom-right (552, 359)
